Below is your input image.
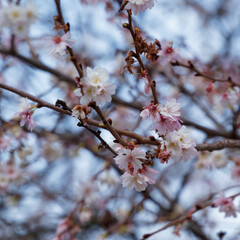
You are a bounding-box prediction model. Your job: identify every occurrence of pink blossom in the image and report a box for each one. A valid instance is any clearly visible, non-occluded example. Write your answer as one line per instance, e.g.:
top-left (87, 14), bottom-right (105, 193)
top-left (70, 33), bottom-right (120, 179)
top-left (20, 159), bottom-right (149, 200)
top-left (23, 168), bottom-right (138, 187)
top-left (121, 167), bottom-right (158, 192)
top-left (17, 98), bottom-right (38, 131)
top-left (52, 218), bottom-right (80, 240)
top-left (159, 40), bottom-right (179, 63)
top-left (45, 32), bottom-right (75, 56)
top-left (213, 193), bottom-right (239, 218)
top-left (221, 87), bottom-right (240, 107)
top-left (126, 0), bottom-right (156, 15)
top-left (158, 99), bottom-right (181, 122)
top-left (154, 115), bottom-right (182, 135)
top-left (140, 102), bottom-right (159, 121)
top-left (140, 70), bottom-right (151, 95)
top-left (114, 148), bottom-right (145, 173)
top-left (0, 135), bottom-right (11, 151)
top-left (139, 167), bottom-right (158, 184)
top-left (3, 164), bottom-right (21, 180)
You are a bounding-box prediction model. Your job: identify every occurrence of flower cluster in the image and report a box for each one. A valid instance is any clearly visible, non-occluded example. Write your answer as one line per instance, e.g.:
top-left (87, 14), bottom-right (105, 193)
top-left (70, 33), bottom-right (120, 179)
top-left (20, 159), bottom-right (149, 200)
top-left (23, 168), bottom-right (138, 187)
top-left (140, 99), bottom-right (182, 135)
top-left (44, 32), bottom-right (75, 56)
top-left (213, 193), bottom-right (239, 218)
top-left (0, 3), bottom-right (38, 38)
top-left (17, 98), bottom-right (38, 131)
top-left (114, 146), bottom-right (158, 192)
top-left (141, 99), bottom-right (197, 163)
top-left (126, 0), bottom-right (156, 15)
top-left (74, 66), bottom-right (116, 106)
top-left (195, 150), bottom-right (227, 169)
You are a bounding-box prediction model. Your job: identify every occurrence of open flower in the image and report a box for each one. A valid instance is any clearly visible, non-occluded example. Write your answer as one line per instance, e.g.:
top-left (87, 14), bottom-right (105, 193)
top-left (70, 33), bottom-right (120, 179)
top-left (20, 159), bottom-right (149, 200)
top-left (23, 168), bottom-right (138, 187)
top-left (45, 32), bottom-right (75, 56)
top-left (214, 193), bottom-right (239, 218)
top-left (165, 126), bottom-right (198, 161)
top-left (74, 66), bottom-right (116, 106)
top-left (121, 166), bottom-right (158, 192)
top-left (114, 148), bottom-right (145, 173)
top-left (126, 0), bottom-right (156, 15)
top-left (17, 98), bottom-right (38, 131)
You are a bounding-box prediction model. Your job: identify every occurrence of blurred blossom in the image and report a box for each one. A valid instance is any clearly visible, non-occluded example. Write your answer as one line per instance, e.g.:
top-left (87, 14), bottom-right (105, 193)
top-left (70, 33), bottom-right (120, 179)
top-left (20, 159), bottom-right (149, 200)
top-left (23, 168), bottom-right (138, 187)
top-left (126, 0), bottom-right (156, 15)
top-left (0, 135), bottom-right (11, 151)
top-left (17, 98), bottom-right (38, 131)
top-left (44, 32), bottom-right (75, 56)
top-left (78, 208), bottom-right (92, 224)
top-left (0, 2), bottom-right (38, 38)
top-left (211, 150), bottom-right (227, 168)
top-left (231, 166), bottom-right (240, 180)
top-left (159, 40), bottom-right (179, 64)
top-left (99, 171), bottom-right (120, 186)
top-left (77, 181), bottom-right (99, 205)
top-left (213, 193), bottom-right (239, 218)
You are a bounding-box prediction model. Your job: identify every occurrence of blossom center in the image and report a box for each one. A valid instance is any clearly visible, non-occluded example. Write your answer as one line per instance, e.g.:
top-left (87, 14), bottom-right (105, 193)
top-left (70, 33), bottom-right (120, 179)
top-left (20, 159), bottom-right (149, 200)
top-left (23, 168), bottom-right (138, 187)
top-left (165, 47), bottom-right (173, 54)
top-left (54, 36), bottom-right (62, 44)
top-left (93, 77), bottom-right (100, 84)
top-left (11, 11), bottom-right (19, 18)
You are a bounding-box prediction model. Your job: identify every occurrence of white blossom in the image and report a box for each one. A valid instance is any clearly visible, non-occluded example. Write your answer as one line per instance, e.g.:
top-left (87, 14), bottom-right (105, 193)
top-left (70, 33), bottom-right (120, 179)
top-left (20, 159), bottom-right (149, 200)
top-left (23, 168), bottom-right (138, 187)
top-left (121, 172), bottom-right (149, 192)
top-left (158, 99), bottom-right (181, 121)
top-left (74, 67), bottom-right (116, 106)
top-left (165, 126), bottom-right (197, 161)
top-left (127, 0), bottom-right (156, 15)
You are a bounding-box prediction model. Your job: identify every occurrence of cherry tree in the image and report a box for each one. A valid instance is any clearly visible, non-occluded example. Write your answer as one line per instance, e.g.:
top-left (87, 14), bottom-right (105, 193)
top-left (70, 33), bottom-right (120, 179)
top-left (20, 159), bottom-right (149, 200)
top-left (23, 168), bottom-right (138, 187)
top-left (0, 0), bottom-right (240, 239)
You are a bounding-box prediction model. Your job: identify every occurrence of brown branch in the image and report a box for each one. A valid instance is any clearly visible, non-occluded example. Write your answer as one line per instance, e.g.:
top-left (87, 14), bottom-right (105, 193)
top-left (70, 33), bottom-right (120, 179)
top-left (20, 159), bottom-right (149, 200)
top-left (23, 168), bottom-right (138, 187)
top-left (0, 48), bottom-right (75, 85)
top-left (1, 82), bottom-right (240, 151)
top-left (196, 139), bottom-right (240, 151)
top-left (91, 103), bottom-right (128, 147)
top-left (126, 10), bottom-right (159, 104)
top-left (172, 60), bottom-right (240, 87)
top-left (0, 82), bottom-right (158, 146)
top-left (1, 47), bottom-right (234, 140)
top-left (54, 0), bottom-right (83, 78)
top-left (142, 191), bottom-right (240, 239)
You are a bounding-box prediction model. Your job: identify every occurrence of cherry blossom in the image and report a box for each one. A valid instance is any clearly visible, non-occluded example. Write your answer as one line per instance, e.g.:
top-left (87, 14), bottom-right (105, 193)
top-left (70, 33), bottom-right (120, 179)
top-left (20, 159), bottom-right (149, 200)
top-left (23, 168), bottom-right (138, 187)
top-left (120, 167), bottom-right (157, 192)
top-left (165, 126), bottom-right (198, 161)
top-left (126, 0), bottom-right (156, 15)
top-left (213, 193), bottom-right (239, 218)
top-left (74, 66), bottom-right (116, 106)
top-left (159, 99), bottom-right (181, 122)
top-left (0, 135), bottom-right (11, 151)
top-left (159, 40), bottom-right (179, 63)
top-left (0, 3), bottom-right (38, 38)
top-left (121, 172), bottom-right (149, 192)
top-left (140, 102), bottom-right (159, 121)
top-left (141, 99), bottom-right (182, 134)
top-left (114, 148), bottom-right (145, 173)
top-left (45, 32), bottom-right (75, 56)
top-left (17, 98), bottom-right (38, 131)
top-left (211, 150), bottom-right (227, 168)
